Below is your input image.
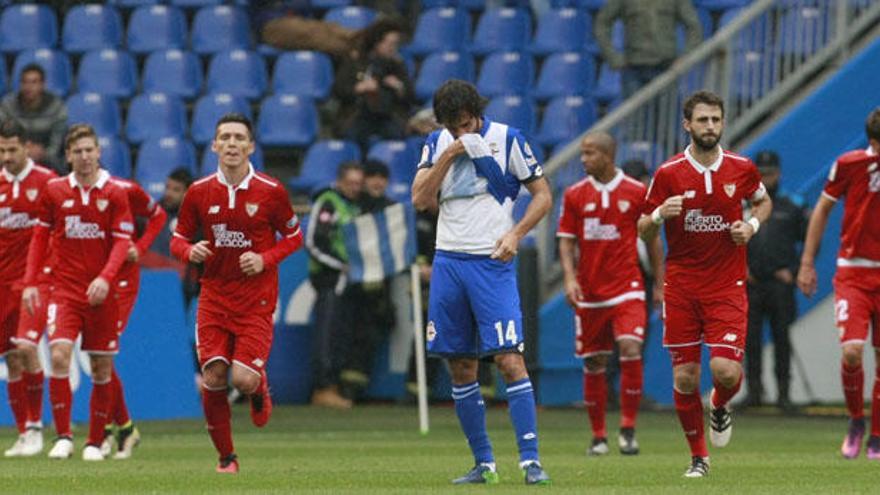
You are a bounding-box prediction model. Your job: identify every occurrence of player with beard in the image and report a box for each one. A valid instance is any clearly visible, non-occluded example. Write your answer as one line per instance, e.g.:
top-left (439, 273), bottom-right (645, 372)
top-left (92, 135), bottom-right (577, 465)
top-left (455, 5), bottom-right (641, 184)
top-left (637, 91), bottom-right (772, 477)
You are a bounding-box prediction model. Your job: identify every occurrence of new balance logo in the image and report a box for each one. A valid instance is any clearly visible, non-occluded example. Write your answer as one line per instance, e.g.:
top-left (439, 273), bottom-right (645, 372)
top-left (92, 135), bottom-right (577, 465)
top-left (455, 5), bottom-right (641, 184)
top-left (208, 205), bottom-right (220, 214)
top-left (723, 333), bottom-right (737, 342)
top-left (211, 223), bottom-right (252, 248)
top-left (64, 216), bottom-right (105, 239)
top-left (683, 190), bottom-right (696, 199)
top-left (62, 199), bottom-right (74, 208)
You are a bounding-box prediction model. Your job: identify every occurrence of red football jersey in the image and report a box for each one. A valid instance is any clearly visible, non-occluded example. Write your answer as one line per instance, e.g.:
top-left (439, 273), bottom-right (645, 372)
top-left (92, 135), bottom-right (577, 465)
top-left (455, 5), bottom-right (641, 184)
top-left (645, 147), bottom-right (765, 293)
top-left (172, 167), bottom-right (302, 316)
top-left (0, 161), bottom-right (56, 287)
top-left (557, 170), bottom-right (647, 305)
top-left (31, 170), bottom-right (133, 302)
top-left (822, 147), bottom-right (880, 264)
top-left (111, 177), bottom-right (166, 283)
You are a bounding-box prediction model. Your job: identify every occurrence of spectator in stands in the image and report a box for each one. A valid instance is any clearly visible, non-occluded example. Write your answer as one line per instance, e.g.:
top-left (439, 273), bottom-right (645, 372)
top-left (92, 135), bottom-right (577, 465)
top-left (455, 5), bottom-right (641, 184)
top-left (340, 160), bottom-right (397, 401)
top-left (745, 150), bottom-right (809, 412)
top-left (333, 17), bottom-right (414, 152)
top-left (306, 161), bottom-right (364, 409)
top-left (0, 64), bottom-right (68, 172)
top-left (152, 167), bottom-right (194, 259)
top-left (594, 0), bottom-right (703, 99)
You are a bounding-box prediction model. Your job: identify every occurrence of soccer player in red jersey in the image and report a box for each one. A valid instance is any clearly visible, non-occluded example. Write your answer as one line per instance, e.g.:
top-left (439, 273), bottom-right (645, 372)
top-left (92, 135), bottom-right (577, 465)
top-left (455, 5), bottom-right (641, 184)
top-left (170, 114), bottom-right (303, 474)
top-left (798, 108), bottom-right (880, 460)
top-left (558, 132), bottom-right (663, 457)
top-left (638, 91), bottom-right (772, 477)
top-left (22, 124), bottom-right (134, 461)
top-left (0, 119), bottom-right (55, 457)
top-left (98, 177), bottom-right (167, 459)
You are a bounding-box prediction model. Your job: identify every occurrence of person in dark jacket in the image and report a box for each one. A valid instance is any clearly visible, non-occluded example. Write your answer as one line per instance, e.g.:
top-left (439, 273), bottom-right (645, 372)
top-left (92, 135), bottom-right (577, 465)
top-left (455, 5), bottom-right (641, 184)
top-left (745, 150), bottom-right (809, 411)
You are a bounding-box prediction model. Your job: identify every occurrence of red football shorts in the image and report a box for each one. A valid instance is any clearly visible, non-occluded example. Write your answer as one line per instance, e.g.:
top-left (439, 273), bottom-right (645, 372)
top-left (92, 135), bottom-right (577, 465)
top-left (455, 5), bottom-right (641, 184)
top-left (833, 267), bottom-right (880, 348)
top-left (663, 285), bottom-right (747, 365)
top-left (196, 304), bottom-right (273, 376)
top-left (0, 285), bottom-right (21, 356)
top-left (574, 299), bottom-right (646, 357)
top-left (47, 295), bottom-right (121, 354)
top-left (115, 281), bottom-right (139, 334)
top-left (12, 284), bottom-right (51, 348)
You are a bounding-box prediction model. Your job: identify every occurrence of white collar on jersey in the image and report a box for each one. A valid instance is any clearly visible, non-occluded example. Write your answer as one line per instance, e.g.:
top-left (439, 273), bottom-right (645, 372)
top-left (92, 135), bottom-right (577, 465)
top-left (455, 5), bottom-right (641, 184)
top-left (0, 158), bottom-right (34, 183)
top-left (215, 162), bottom-right (256, 190)
top-left (587, 168), bottom-right (624, 192)
top-left (684, 144), bottom-right (723, 174)
top-left (67, 168), bottom-right (110, 190)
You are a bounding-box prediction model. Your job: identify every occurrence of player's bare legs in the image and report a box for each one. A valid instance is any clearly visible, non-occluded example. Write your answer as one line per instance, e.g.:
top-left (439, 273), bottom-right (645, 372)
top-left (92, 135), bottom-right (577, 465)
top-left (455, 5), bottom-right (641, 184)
top-left (673, 360), bottom-right (709, 477)
top-left (495, 353), bottom-right (549, 484)
top-left (202, 360), bottom-right (238, 473)
top-left (617, 339), bottom-right (643, 455)
top-left (583, 354), bottom-right (610, 456)
top-left (708, 357), bottom-right (742, 449)
top-left (83, 355), bottom-right (114, 460)
top-left (47, 343), bottom-right (74, 459)
top-left (3, 350), bottom-right (28, 457)
top-left (841, 342), bottom-right (866, 458)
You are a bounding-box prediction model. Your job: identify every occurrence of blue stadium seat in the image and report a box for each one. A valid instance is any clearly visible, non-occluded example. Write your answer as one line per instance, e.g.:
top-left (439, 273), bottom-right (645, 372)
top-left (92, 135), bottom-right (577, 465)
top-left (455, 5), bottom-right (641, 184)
top-left (592, 62), bottom-right (621, 103)
top-left (0, 4), bottom-right (57, 53)
top-left (694, 0), bottom-right (749, 11)
top-left (135, 137), bottom-right (197, 199)
top-left (12, 49), bottom-right (72, 97)
top-left (618, 140), bottom-right (665, 168)
top-left (126, 5), bottom-right (187, 54)
top-left (720, 8), bottom-right (771, 52)
top-left (550, 0), bottom-right (606, 9)
top-left (422, 0), bottom-right (488, 11)
top-left (367, 139), bottom-right (419, 199)
top-left (535, 96), bottom-right (597, 147)
top-left (0, 63), bottom-right (7, 94)
top-left (77, 49), bottom-right (137, 98)
top-left (406, 8), bottom-right (470, 56)
top-left (125, 93), bottom-right (188, 144)
top-left (67, 93), bottom-right (122, 137)
top-left (485, 95), bottom-right (536, 136)
top-left (206, 50), bottom-right (268, 100)
top-left (191, 93), bottom-right (252, 145)
top-left (776, 6), bottom-right (828, 58)
top-left (415, 51), bottom-right (475, 101)
top-left (532, 52), bottom-right (595, 101)
top-left (109, 0), bottom-right (160, 7)
top-left (530, 8), bottom-right (593, 56)
top-left (289, 140), bottom-right (361, 194)
top-left (62, 4), bottom-right (123, 53)
top-left (477, 51), bottom-right (534, 98)
top-left (257, 94), bottom-right (318, 147)
top-left (324, 6), bottom-right (376, 30)
top-left (191, 5), bottom-right (251, 55)
top-left (470, 8), bottom-right (531, 55)
top-left (201, 144), bottom-right (264, 173)
top-left (730, 50), bottom-right (775, 100)
top-left (272, 51), bottom-right (334, 100)
top-left (312, 0), bottom-right (353, 9)
top-left (142, 49), bottom-right (204, 100)
top-left (170, 0), bottom-right (222, 7)
top-left (98, 135), bottom-right (132, 179)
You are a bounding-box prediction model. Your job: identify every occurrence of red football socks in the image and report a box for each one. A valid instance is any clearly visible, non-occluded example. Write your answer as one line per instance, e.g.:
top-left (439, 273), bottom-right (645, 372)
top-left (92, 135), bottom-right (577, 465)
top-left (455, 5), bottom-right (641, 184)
top-left (674, 389), bottom-right (708, 458)
top-left (842, 362), bottom-right (865, 420)
top-left (7, 379), bottom-right (27, 434)
top-left (711, 373), bottom-right (743, 409)
top-left (23, 370), bottom-right (43, 425)
top-left (49, 376), bottom-right (72, 437)
top-left (583, 369), bottom-right (607, 439)
top-left (619, 357), bottom-right (643, 429)
top-left (110, 369), bottom-right (131, 427)
top-left (87, 380), bottom-right (112, 445)
top-left (202, 386), bottom-right (234, 458)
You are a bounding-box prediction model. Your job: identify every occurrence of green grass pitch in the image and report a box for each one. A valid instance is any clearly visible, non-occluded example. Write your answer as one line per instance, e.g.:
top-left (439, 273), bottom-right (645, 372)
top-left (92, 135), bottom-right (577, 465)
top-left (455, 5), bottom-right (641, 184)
top-left (0, 405), bottom-right (876, 494)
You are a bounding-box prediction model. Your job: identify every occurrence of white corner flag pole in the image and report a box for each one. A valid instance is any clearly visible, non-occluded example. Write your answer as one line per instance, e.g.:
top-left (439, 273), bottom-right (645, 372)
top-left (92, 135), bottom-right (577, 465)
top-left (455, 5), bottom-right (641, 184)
top-left (411, 264), bottom-right (429, 435)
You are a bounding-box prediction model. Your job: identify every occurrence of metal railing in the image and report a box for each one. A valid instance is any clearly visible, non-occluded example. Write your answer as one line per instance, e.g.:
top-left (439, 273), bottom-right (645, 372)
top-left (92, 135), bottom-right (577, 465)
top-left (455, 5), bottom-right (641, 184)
top-left (535, 0), bottom-right (880, 300)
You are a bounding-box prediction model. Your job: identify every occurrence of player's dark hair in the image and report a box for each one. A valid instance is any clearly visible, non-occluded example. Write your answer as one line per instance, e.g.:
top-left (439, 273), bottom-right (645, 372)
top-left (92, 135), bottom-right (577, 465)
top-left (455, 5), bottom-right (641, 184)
top-left (683, 90), bottom-right (725, 120)
top-left (337, 160), bottom-right (364, 180)
top-left (361, 17), bottom-right (404, 54)
top-left (0, 119), bottom-right (27, 142)
top-left (866, 107), bottom-right (880, 142)
top-left (215, 113), bottom-right (254, 141)
top-left (168, 167), bottom-right (194, 188)
top-left (20, 63), bottom-right (45, 82)
top-left (432, 80), bottom-right (488, 128)
top-left (363, 159), bottom-right (389, 178)
top-left (64, 123), bottom-right (99, 150)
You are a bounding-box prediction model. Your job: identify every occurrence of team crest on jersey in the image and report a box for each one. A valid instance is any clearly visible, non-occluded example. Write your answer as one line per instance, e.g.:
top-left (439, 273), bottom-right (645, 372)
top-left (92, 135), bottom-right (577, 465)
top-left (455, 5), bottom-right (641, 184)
top-left (683, 190), bottom-right (696, 199)
top-left (25, 188), bottom-right (38, 201)
top-left (723, 183), bottom-right (736, 198)
top-left (62, 199), bottom-right (74, 208)
top-left (489, 142), bottom-right (499, 155)
top-left (584, 202), bottom-right (596, 212)
top-left (617, 200), bottom-right (630, 213)
top-left (245, 202), bottom-right (259, 217)
top-left (96, 199), bottom-right (109, 211)
top-left (426, 321), bottom-right (437, 342)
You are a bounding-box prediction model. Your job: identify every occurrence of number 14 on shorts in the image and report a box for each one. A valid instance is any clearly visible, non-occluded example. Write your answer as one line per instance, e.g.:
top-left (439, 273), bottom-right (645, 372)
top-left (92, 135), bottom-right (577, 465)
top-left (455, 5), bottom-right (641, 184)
top-left (495, 320), bottom-right (518, 346)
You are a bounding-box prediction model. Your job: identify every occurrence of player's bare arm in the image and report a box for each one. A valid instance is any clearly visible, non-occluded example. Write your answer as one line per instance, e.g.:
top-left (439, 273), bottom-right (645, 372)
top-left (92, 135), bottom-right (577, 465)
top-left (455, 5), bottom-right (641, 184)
top-left (411, 139), bottom-right (465, 210)
top-left (730, 194), bottom-right (772, 246)
top-left (638, 195), bottom-right (684, 241)
top-left (558, 236), bottom-right (583, 307)
top-left (492, 176), bottom-right (552, 262)
top-left (797, 194), bottom-right (835, 297)
top-left (239, 251), bottom-right (265, 276)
